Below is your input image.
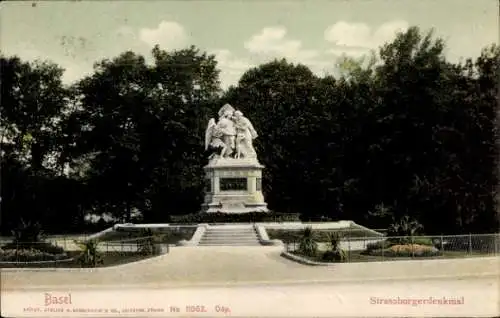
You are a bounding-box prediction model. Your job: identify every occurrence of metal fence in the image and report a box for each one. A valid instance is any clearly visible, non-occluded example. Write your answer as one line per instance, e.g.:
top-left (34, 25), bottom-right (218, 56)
top-left (284, 233), bottom-right (500, 262)
top-left (0, 236), bottom-right (170, 268)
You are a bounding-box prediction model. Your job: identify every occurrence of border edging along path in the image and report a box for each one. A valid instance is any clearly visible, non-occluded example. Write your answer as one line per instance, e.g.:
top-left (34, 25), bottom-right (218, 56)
top-left (281, 251), bottom-right (500, 267)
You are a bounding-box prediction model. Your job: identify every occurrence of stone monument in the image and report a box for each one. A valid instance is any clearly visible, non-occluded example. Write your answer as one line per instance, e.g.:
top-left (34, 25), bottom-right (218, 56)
top-left (201, 104), bottom-right (268, 213)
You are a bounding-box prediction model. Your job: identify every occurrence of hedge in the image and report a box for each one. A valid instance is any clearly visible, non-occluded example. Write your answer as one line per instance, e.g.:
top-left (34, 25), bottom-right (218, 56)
top-left (169, 212), bottom-right (301, 224)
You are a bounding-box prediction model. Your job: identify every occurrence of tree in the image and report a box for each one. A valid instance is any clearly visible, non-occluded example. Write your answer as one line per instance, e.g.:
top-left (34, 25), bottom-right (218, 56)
top-left (225, 59), bottom-right (322, 214)
top-left (0, 55), bottom-right (69, 232)
top-left (1, 56), bottom-right (68, 172)
top-left (64, 46), bottom-right (222, 222)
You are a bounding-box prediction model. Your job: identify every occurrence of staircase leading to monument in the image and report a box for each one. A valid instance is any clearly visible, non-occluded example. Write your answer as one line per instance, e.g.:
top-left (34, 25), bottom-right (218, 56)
top-left (198, 226), bottom-right (261, 246)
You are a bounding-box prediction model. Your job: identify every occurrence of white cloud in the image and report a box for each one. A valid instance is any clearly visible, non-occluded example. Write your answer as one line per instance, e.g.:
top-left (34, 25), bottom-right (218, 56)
top-left (244, 26), bottom-right (320, 64)
top-left (324, 22), bottom-right (372, 48)
top-left (242, 26), bottom-right (336, 78)
top-left (211, 49), bottom-right (253, 89)
top-left (138, 21), bottom-right (188, 49)
top-left (324, 20), bottom-right (409, 57)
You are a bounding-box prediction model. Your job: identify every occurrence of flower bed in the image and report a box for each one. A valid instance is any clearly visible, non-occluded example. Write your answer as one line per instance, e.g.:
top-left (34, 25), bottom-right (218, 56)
top-left (2, 241), bottom-right (65, 254)
top-left (0, 251), bottom-right (156, 268)
top-left (268, 228), bottom-right (378, 243)
top-left (364, 244), bottom-right (442, 257)
top-left (0, 247), bottom-right (69, 262)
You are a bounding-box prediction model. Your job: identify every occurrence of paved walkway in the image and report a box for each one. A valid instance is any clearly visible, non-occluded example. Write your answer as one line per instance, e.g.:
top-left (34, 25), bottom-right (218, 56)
top-left (1, 247), bottom-right (499, 290)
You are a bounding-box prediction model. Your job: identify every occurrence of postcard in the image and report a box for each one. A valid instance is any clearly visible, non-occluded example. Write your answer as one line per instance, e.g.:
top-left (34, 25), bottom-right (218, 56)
top-left (1, 0), bottom-right (499, 317)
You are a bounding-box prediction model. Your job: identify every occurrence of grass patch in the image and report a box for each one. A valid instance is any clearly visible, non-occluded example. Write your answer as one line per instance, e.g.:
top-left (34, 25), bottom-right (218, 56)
top-left (96, 227), bottom-right (196, 243)
top-left (289, 250), bottom-right (492, 264)
top-left (0, 251), bottom-right (159, 268)
top-left (267, 227), bottom-right (382, 243)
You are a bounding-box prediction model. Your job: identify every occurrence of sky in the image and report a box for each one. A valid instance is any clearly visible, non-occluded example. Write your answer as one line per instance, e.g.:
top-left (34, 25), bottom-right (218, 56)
top-left (1, 0), bottom-right (498, 89)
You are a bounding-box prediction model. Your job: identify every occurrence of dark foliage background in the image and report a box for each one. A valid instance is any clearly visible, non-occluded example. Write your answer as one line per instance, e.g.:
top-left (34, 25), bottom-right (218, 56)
top-left (1, 28), bottom-right (499, 234)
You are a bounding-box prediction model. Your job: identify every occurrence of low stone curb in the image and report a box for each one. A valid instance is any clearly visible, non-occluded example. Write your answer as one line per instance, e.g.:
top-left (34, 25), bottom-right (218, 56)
top-left (281, 251), bottom-right (328, 265)
top-left (0, 258), bottom-right (74, 265)
top-left (282, 251), bottom-right (500, 267)
top-left (0, 253), bottom-right (170, 272)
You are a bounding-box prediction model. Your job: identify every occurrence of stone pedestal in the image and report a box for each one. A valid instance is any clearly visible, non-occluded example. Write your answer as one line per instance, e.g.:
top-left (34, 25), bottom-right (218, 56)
top-left (201, 158), bottom-right (269, 213)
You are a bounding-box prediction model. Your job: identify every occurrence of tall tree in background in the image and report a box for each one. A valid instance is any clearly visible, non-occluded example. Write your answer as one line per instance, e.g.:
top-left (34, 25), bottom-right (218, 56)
top-left (0, 56), bottom-right (70, 231)
top-left (142, 45), bottom-right (221, 221)
top-left (224, 59), bottom-right (321, 214)
top-left (63, 46), bottom-right (221, 223)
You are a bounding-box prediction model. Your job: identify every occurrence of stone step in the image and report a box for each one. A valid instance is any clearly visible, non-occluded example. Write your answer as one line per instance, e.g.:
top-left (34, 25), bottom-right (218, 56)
top-left (201, 236), bottom-right (258, 240)
top-left (200, 238), bottom-right (258, 243)
top-left (199, 237), bottom-right (260, 242)
top-left (200, 236), bottom-right (258, 240)
top-left (202, 233), bottom-right (258, 237)
top-left (198, 242), bottom-right (262, 246)
top-left (199, 227), bottom-right (261, 246)
top-left (204, 229), bottom-right (256, 233)
top-left (204, 234), bottom-right (257, 239)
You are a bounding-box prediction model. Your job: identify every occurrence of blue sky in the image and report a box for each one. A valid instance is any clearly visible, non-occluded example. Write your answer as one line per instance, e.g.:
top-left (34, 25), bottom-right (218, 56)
top-left (1, 0), bottom-right (497, 88)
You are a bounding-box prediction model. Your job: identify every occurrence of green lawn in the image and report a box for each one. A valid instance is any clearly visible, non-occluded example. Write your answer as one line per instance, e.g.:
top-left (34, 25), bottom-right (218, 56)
top-left (290, 249), bottom-right (495, 263)
top-left (95, 227), bottom-right (196, 243)
top-left (267, 227), bottom-right (383, 242)
top-left (0, 251), bottom-right (159, 268)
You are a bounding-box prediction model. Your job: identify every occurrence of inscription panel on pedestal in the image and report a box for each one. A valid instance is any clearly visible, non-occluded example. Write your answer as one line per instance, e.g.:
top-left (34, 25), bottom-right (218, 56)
top-left (219, 178), bottom-right (247, 191)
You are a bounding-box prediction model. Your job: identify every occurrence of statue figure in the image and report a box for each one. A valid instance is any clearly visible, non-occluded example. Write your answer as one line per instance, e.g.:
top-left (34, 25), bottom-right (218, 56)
top-left (205, 104), bottom-right (259, 161)
top-left (205, 104), bottom-right (236, 159)
top-left (233, 110), bottom-right (257, 159)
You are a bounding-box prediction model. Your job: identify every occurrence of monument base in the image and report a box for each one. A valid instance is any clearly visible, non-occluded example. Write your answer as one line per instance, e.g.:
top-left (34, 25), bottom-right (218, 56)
top-left (201, 157), bottom-right (269, 214)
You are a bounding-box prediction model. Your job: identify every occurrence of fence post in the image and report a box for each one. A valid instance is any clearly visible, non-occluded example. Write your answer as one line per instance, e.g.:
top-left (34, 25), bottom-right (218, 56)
top-left (347, 237), bottom-right (351, 262)
top-left (381, 237), bottom-right (385, 261)
top-left (495, 233), bottom-right (499, 255)
top-left (468, 233), bottom-right (472, 255)
top-left (440, 234), bottom-right (444, 251)
top-left (411, 235), bottom-right (415, 258)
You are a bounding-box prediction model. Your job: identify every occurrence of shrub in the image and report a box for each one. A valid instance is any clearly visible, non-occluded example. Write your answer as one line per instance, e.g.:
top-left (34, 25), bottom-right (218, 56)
top-left (367, 244), bottom-right (441, 257)
top-left (298, 227), bottom-right (318, 257)
top-left (0, 248), bottom-right (67, 262)
top-left (268, 229), bottom-right (362, 243)
top-left (366, 238), bottom-right (434, 252)
top-left (137, 233), bottom-right (164, 256)
top-left (2, 219), bottom-right (67, 259)
top-left (11, 220), bottom-right (44, 244)
top-left (75, 240), bottom-right (103, 268)
top-left (387, 236), bottom-right (434, 246)
top-left (2, 241), bottom-right (65, 255)
top-left (170, 212), bottom-right (300, 224)
top-left (322, 250), bottom-right (346, 262)
top-left (387, 216), bottom-right (423, 237)
top-left (322, 232), bottom-right (346, 262)
top-left (413, 237), bottom-right (434, 246)
top-left (366, 240), bottom-right (392, 251)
